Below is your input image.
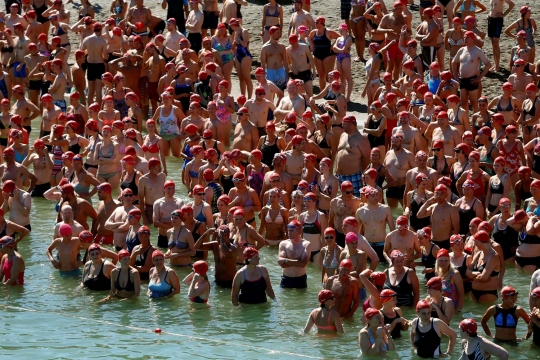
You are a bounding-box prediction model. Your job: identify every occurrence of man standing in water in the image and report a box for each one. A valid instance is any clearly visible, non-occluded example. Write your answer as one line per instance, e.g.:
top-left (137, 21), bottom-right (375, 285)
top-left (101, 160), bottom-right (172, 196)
top-left (378, 2), bottom-right (406, 80)
top-left (335, 116), bottom-right (372, 197)
top-left (194, 225), bottom-right (241, 288)
top-left (487, 0), bottom-right (514, 72)
top-left (357, 186), bottom-right (394, 263)
top-left (329, 181), bottom-right (361, 247)
top-left (81, 22), bottom-right (107, 105)
top-left (1, 180), bottom-right (31, 231)
top-left (95, 183), bottom-right (120, 246)
top-left (451, 31), bottom-right (492, 114)
top-left (383, 133), bottom-right (416, 209)
top-left (138, 158), bottom-right (166, 225)
top-left (283, 135), bottom-right (306, 188)
top-left (53, 205), bottom-right (85, 240)
top-left (325, 257), bottom-right (360, 318)
top-left (383, 216), bottom-right (420, 266)
top-left (46, 224), bottom-right (83, 272)
top-left (23, 139), bottom-right (53, 197)
top-left (58, 184), bottom-right (98, 232)
top-left (104, 188), bottom-right (137, 251)
top-left (278, 220), bottom-right (311, 288)
top-left (416, 184), bottom-right (459, 249)
top-left (260, 26), bottom-right (289, 91)
top-left (153, 180), bottom-right (184, 248)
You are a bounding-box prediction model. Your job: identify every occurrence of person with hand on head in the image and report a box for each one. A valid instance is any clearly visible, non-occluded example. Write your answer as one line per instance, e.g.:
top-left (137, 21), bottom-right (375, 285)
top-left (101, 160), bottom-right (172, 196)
top-left (186, 260), bottom-right (211, 304)
top-left (410, 299), bottom-right (457, 358)
top-left (0, 236), bottom-right (24, 285)
top-left (304, 289), bottom-right (343, 334)
top-left (481, 285), bottom-right (531, 342)
top-left (147, 249), bottom-right (181, 299)
top-left (359, 307), bottom-right (395, 355)
top-left (232, 246), bottom-right (275, 305)
top-left (194, 225), bottom-right (241, 288)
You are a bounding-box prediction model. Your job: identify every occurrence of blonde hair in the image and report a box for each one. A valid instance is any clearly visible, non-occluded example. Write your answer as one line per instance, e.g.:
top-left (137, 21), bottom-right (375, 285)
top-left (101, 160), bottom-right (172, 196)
top-left (435, 258), bottom-right (457, 278)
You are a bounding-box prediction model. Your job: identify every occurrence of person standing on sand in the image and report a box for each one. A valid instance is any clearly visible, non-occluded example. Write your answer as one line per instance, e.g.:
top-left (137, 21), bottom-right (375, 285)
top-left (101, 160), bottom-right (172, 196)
top-left (81, 22), bottom-right (107, 105)
top-left (378, 2), bottom-right (407, 80)
top-left (287, 33), bottom-right (315, 97)
top-left (288, 0), bottom-right (314, 36)
top-left (260, 26), bottom-right (288, 92)
top-left (451, 31), bottom-right (491, 115)
top-left (487, 0), bottom-right (514, 73)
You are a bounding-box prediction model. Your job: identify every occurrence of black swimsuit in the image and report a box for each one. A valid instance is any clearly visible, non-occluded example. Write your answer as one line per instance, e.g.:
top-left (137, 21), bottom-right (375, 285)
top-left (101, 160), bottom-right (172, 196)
top-left (83, 261), bottom-right (111, 291)
top-left (115, 268), bottom-right (135, 292)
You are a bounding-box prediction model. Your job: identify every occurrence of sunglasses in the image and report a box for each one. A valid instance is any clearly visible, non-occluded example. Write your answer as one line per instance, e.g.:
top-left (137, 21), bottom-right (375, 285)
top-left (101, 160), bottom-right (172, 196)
top-left (271, 179), bottom-right (280, 183)
top-left (504, 292), bottom-right (518, 297)
top-left (433, 148), bottom-right (442, 152)
top-left (324, 236), bottom-right (334, 240)
top-left (454, 149), bottom-right (462, 153)
top-left (407, 44), bottom-right (417, 48)
top-left (139, 231), bottom-right (150, 235)
top-left (514, 64), bottom-right (523, 67)
top-left (501, 204), bottom-right (511, 208)
top-left (123, 194), bottom-right (133, 197)
top-left (287, 226), bottom-right (298, 230)
top-left (297, 187), bottom-right (307, 191)
top-left (256, 92), bottom-right (266, 96)
top-left (232, 178), bottom-right (243, 182)
top-left (344, 190), bottom-right (353, 194)
top-left (418, 177), bottom-right (429, 181)
top-left (196, 193), bottom-right (205, 196)
top-left (237, 113), bottom-right (246, 116)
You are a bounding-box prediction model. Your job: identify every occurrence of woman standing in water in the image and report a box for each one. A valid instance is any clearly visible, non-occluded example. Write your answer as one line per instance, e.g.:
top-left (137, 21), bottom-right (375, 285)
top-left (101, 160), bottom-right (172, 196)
top-left (359, 308), bottom-right (395, 354)
top-left (231, 247), bottom-right (275, 305)
top-left (0, 236), bottom-right (24, 285)
top-left (459, 318), bottom-right (509, 359)
top-left (108, 249), bottom-right (140, 299)
top-left (258, 188), bottom-right (288, 246)
top-left (187, 260), bottom-right (211, 304)
top-left (410, 300), bottom-right (457, 358)
top-left (148, 250), bottom-right (181, 299)
top-left (304, 289), bottom-right (343, 333)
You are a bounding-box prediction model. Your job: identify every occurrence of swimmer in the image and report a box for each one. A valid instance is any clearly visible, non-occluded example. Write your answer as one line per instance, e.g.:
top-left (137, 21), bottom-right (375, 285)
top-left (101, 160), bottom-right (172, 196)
top-left (232, 247), bottom-right (275, 305)
top-left (304, 290), bottom-right (343, 333)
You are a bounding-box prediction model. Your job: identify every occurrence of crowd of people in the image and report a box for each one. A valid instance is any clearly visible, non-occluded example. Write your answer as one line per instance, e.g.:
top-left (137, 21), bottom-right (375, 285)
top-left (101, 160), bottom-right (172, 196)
top-left (1, 0), bottom-right (540, 356)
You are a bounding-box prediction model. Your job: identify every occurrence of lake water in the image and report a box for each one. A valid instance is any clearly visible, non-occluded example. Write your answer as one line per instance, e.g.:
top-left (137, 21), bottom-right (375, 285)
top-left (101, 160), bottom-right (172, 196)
top-left (2, 117), bottom-right (540, 359)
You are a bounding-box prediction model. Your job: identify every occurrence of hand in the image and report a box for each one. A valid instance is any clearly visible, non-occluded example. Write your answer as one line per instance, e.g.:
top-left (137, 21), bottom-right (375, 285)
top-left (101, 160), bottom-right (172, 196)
top-left (376, 326), bottom-right (384, 336)
top-left (192, 273), bottom-right (200, 281)
top-left (277, 257), bottom-right (287, 265)
top-left (361, 89), bottom-right (367, 98)
top-left (29, 146), bottom-right (35, 153)
top-left (51, 260), bottom-right (60, 269)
